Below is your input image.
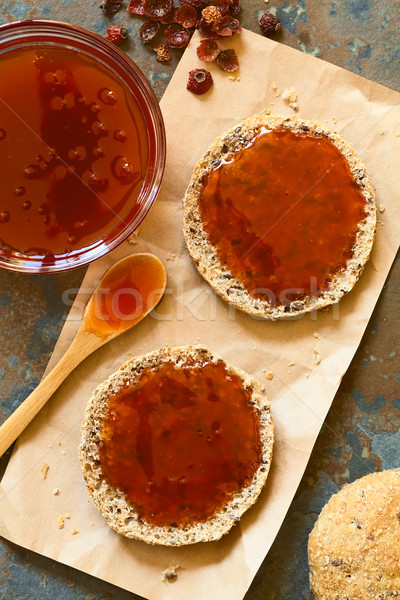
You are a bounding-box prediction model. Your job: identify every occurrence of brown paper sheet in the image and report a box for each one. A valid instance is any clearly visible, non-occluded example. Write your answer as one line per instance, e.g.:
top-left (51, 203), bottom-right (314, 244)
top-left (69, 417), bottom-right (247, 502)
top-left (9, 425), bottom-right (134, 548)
top-left (1, 29), bottom-right (399, 600)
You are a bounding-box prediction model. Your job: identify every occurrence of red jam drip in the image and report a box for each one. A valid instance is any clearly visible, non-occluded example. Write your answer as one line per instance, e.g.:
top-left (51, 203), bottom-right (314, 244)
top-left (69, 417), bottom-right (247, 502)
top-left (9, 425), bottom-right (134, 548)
top-left (99, 360), bottom-right (262, 527)
top-left (198, 129), bottom-right (367, 306)
top-left (85, 255), bottom-right (165, 337)
top-left (0, 46), bottom-right (148, 257)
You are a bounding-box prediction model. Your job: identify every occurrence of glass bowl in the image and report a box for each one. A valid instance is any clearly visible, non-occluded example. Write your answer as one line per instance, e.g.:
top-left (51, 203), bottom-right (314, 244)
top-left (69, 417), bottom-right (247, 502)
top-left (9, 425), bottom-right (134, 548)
top-left (0, 20), bottom-right (166, 273)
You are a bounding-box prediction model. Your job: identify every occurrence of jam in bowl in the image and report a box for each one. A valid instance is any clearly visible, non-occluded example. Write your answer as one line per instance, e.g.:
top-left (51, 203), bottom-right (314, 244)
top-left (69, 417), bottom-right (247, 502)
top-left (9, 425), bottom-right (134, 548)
top-left (0, 20), bottom-right (166, 273)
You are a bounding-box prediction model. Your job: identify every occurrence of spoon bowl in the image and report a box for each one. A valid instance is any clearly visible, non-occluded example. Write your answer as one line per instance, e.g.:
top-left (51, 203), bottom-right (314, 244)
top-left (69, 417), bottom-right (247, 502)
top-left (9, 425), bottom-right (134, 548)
top-left (84, 253), bottom-right (166, 339)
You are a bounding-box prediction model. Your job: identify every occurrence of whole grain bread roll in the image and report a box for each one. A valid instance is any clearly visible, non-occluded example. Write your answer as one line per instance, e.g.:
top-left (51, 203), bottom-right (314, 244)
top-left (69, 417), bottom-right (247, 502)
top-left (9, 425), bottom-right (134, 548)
top-left (308, 469), bottom-right (400, 599)
top-left (79, 345), bottom-right (274, 546)
top-left (183, 112), bottom-right (376, 320)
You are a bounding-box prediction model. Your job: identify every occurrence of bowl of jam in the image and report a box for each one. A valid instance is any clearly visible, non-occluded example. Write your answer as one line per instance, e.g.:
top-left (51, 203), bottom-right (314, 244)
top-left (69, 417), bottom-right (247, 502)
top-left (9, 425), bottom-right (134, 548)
top-left (0, 20), bottom-right (166, 273)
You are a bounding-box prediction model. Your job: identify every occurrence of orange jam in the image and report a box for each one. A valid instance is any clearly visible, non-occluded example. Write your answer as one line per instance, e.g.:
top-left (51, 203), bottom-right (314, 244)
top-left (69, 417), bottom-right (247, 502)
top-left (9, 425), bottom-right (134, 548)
top-left (84, 255), bottom-right (165, 338)
top-left (0, 45), bottom-right (148, 257)
top-left (99, 360), bottom-right (262, 527)
top-left (198, 128), bottom-right (367, 306)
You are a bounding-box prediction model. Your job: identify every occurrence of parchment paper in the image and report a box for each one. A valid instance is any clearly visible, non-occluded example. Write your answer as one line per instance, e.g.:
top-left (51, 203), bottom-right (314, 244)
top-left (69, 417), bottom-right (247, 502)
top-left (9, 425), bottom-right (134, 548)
top-left (1, 29), bottom-right (399, 600)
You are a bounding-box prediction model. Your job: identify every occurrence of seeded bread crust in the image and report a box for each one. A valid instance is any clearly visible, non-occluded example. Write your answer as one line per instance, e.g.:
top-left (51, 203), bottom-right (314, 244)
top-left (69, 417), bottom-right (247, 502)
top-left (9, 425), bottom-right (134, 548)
top-left (183, 112), bottom-right (376, 320)
top-left (308, 469), bottom-right (400, 600)
top-left (79, 345), bottom-right (274, 546)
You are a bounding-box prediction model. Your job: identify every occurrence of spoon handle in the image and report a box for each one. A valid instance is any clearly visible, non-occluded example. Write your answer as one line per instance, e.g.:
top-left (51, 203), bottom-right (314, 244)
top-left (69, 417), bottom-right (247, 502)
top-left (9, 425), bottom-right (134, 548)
top-left (0, 329), bottom-right (100, 458)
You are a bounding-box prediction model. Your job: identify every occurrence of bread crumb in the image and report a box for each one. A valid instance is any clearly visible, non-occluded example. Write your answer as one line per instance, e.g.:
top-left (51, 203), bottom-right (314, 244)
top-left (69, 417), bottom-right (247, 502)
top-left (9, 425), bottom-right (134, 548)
top-left (288, 361), bottom-right (295, 367)
top-left (265, 371), bottom-right (274, 380)
top-left (58, 515), bottom-right (65, 529)
top-left (65, 513), bottom-right (71, 519)
top-left (127, 351), bottom-right (131, 355)
top-left (395, 133), bottom-right (400, 137)
top-left (39, 573), bottom-right (46, 587)
top-left (380, 131), bottom-right (385, 135)
top-left (71, 528), bottom-right (79, 535)
top-left (313, 348), bottom-right (318, 354)
top-left (236, 77), bottom-right (240, 82)
top-left (52, 488), bottom-right (60, 496)
top-left (161, 564), bottom-right (180, 583)
top-left (61, 450), bottom-right (66, 455)
top-left (58, 441), bottom-right (61, 446)
top-left (305, 373), bottom-right (310, 379)
top-left (166, 252), bottom-right (176, 261)
top-left (228, 76), bottom-right (237, 81)
top-left (127, 228), bottom-right (140, 245)
top-left (41, 462), bottom-right (49, 480)
top-left (332, 116), bottom-right (337, 124)
top-left (379, 204), bottom-right (386, 213)
top-left (315, 356), bottom-right (321, 366)
top-left (271, 82), bottom-right (281, 97)
top-left (313, 332), bottom-right (320, 339)
top-left (260, 384), bottom-right (266, 392)
top-left (282, 87), bottom-right (299, 111)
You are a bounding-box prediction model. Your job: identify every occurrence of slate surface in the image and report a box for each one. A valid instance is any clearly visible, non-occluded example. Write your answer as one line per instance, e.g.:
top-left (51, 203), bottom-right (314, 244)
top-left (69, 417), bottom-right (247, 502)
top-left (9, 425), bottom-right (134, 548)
top-left (0, 1), bottom-right (399, 599)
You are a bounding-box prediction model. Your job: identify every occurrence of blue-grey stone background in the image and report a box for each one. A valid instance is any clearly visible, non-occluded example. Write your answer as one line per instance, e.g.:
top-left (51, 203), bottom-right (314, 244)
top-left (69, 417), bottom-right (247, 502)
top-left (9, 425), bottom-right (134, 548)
top-left (0, 1), bottom-right (399, 598)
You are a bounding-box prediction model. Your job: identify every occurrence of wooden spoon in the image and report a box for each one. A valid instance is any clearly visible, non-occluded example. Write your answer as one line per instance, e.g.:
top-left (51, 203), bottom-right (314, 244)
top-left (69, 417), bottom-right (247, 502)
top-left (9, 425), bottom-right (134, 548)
top-left (0, 253), bottom-right (167, 457)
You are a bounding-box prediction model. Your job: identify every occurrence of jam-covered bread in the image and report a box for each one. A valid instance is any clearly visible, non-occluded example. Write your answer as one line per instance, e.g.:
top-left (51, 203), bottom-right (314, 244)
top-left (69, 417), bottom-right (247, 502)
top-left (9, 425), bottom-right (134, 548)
top-left (79, 345), bottom-right (273, 545)
top-left (183, 113), bottom-right (376, 319)
top-left (308, 469), bottom-right (400, 599)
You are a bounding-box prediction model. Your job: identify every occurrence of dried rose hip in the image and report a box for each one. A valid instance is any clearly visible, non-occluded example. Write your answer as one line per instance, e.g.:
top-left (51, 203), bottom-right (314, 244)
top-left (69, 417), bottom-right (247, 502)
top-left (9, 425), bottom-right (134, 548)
top-left (215, 14), bottom-right (242, 36)
top-left (153, 44), bottom-right (171, 61)
top-left (211, 0), bottom-right (230, 16)
top-left (259, 11), bottom-right (282, 36)
top-left (175, 4), bottom-right (198, 28)
top-left (197, 38), bottom-right (220, 61)
top-left (187, 69), bottom-right (213, 94)
top-left (161, 6), bottom-right (177, 23)
top-left (229, 0), bottom-right (240, 16)
top-left (127, 0), bottom-right (146, 15)
top-left (197, 17), bottom-right (222, 39)
top-left (105, 25), bottom-right (130, 45)
top-left (143, 0), bottom-right (173, 21)
top-left (140, 21), bottom-right (160, 43)
top-left (180, 0), bottom-right (207, 10)
top-left (202, 5), bottom-right (222, 24)
top-left (216, 48), bottom-right (239, 71)
top-left (99, 0), bottom-right (123, 15)
top-left (165, 23), bottom-right (192, 47)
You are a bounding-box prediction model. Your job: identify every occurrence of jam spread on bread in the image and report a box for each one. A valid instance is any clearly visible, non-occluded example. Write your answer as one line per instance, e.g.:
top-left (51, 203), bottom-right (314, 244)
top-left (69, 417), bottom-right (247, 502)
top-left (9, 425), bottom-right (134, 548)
top-left (198, 128), bottom-right (367, 306)
top-left (99, 360), bottom-right (262, 527)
